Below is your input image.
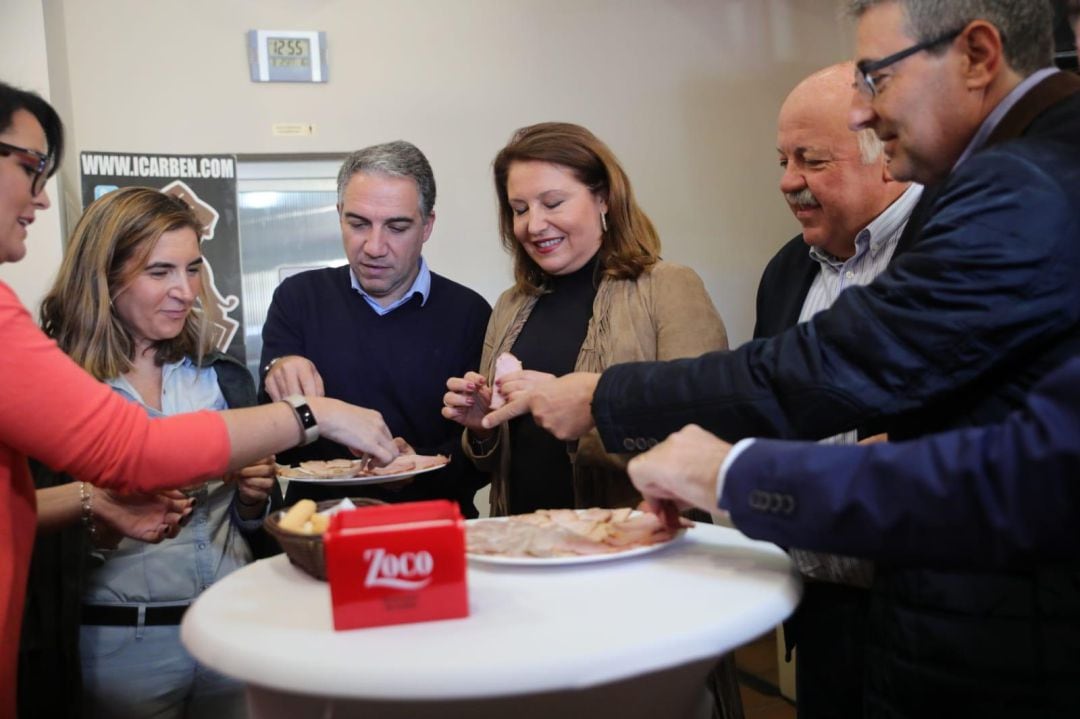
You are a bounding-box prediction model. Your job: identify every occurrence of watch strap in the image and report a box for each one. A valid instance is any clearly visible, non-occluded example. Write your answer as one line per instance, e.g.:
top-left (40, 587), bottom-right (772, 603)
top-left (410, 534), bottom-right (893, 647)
top-left (283, 394), bottom-right (319, 446)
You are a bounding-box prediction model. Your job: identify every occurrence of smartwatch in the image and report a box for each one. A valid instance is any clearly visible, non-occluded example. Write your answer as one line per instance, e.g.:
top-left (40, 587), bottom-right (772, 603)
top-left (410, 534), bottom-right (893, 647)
top-left (283, 394), bottom-right (319, 446)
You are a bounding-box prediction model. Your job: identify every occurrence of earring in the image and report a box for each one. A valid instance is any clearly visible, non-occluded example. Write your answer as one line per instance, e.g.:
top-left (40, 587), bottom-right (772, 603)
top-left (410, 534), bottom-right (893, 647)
top-left (601, 212), bottom-right (608, 233)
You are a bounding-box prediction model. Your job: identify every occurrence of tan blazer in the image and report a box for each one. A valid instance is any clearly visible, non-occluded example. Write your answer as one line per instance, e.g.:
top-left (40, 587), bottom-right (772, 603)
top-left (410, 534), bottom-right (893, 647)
top-left (463, 260), bottom-right (728, 515)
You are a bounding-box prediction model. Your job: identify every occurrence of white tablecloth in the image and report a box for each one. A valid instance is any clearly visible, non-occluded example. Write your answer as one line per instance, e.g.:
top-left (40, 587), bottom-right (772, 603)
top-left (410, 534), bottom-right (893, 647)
top-left (181, 522), bottom-right (800, 717)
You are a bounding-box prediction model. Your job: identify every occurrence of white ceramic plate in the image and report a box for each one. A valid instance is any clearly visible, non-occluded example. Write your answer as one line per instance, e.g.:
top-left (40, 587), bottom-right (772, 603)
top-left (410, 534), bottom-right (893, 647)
top-left (282, 461), bottom-right (447, 486)
top-left (465, 515), bottom-right (687, 566)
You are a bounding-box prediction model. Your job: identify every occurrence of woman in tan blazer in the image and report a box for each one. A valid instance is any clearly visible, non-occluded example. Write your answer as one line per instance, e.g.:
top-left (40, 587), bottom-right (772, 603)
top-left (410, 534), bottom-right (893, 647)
top-left (444, 122), bottom-right (727, 516)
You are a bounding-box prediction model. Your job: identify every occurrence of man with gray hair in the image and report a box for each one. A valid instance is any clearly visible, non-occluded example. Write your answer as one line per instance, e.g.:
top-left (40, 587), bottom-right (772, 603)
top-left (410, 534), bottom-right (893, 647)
top-left (759, 62), bottom-right (920, 718)
top-left (760, 62), bottom-right (918, 341)
top-left (260, 140), bottom-right (491, 514)
top-left (484, 1), bottom-right (1080, 714)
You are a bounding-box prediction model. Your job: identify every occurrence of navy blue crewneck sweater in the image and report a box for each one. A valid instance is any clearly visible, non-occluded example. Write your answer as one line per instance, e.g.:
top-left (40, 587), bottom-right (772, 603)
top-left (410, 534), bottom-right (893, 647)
top-left (260, 264), bottom-right (491, 516)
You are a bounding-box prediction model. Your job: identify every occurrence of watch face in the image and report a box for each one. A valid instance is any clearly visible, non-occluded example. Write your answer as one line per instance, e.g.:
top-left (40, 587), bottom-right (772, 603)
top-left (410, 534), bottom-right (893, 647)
top-left (283, 395), bottom-right (319, 446)
top-left (296, 402), bottom-right (317, 430)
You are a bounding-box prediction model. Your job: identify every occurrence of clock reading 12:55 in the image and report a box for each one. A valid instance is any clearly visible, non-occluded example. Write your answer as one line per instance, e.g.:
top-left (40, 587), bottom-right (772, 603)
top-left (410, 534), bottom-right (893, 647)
top-left (248, 30), bottom-right (327, 83)
top-left (268, 37), bottom-right (311, 68)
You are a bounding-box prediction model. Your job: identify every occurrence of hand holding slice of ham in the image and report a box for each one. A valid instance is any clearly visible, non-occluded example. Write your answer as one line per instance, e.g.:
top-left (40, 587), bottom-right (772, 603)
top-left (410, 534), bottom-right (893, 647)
top-left (489, 352), bottom-right (524, 409)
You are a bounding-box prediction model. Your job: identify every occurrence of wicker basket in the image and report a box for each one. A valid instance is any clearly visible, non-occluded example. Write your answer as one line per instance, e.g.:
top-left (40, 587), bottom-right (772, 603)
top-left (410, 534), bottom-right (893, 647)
top-left (264, 498), bottom-right (385, 580)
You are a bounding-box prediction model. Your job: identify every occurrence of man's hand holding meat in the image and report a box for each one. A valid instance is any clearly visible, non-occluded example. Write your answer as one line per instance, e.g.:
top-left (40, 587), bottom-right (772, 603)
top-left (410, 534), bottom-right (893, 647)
top-left (627, 424), bottom-right (730, 516)
top-left (263, 355), bottom-right (326, 401)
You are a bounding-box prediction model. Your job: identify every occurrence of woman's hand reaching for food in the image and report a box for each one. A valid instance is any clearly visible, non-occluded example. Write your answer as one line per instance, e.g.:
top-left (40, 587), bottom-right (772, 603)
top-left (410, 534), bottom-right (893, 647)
top-left (307, 397), bottom-right (399, 465)
top-left (442, 371), bottom-right (494, 435)
top-left (92, 488), bottom-right (194, 547)
top-left (226, 456), bottom-right (277, 519)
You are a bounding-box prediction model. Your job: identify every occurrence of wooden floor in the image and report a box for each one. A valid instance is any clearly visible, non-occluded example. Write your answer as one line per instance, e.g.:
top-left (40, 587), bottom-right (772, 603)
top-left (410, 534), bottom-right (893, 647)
top-left (733, 631), bottom-right (796, 719)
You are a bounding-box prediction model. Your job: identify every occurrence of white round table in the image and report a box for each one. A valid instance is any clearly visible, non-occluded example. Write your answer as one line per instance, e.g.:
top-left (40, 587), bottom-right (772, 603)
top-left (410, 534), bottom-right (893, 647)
top-left (181, 522), bottom-right (800, 719)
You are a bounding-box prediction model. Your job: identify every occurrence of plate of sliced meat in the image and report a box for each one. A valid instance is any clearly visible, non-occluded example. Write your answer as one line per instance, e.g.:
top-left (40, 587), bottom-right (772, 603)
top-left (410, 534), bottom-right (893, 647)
top-left (277, 453), bottom-right (450, 485)
top-left (466, 507), bottom-right (687, 565)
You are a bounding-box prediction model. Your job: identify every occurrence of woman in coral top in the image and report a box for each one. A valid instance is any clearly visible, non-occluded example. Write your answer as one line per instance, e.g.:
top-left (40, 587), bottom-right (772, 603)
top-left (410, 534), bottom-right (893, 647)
top-left (0, 80), bottom-right (399, 718)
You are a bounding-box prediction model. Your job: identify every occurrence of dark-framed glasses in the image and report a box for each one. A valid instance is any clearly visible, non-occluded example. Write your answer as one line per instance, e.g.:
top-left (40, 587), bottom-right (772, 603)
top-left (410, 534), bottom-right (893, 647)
top-left (0, 141), bottom-right (53, 196)
top-left (854, 27), bottom-right (964, 99)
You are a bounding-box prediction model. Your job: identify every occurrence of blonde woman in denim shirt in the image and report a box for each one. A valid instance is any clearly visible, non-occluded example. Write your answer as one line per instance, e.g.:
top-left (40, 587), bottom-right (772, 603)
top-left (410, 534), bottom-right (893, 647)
top-left (39, 187), bottom-right (276, 719)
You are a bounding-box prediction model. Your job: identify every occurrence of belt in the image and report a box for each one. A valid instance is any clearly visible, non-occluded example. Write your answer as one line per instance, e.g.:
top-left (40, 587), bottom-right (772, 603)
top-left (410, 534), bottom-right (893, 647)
top-left (81, 604), bottom-right (189, 626)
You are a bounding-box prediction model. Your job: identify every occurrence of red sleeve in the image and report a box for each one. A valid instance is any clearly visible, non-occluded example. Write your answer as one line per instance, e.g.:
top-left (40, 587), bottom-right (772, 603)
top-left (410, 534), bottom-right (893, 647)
top-left (0, 282), bottom-right (230, 492)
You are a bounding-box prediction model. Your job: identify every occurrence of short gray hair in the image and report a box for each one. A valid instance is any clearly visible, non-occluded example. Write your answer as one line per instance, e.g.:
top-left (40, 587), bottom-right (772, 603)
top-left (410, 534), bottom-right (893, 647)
top-left (857, 128), bottom-right (885, 164)
top-left (336, 140), bottom-right (436, 216)
top-left (847, 0), bottom-right (1054, 76)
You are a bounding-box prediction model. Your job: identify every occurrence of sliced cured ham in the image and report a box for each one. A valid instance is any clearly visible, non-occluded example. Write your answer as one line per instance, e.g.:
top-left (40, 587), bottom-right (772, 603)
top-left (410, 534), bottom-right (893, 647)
top-left (369, 453), bottom-right (449, 475)
top-left (466, 507), bottom-right (686, 558)
top-left (277, 453), bottom-right (449, 479)
top-left (276, 458), bottom-right (366, 479)
top-left (489, 352), bottom-right (523, 409)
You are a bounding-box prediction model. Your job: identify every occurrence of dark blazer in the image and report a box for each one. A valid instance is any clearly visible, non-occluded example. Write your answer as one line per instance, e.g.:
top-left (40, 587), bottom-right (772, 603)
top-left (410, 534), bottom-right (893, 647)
top-left (723, 353), bottom-right (1080, 569)
top-left (594, 72), bottom-right (1080, 446)
top-left (593, 72), bottom-right (1080, 716)
top-left (751, 235), bottom-right (819, 340)
top-left (751, 197), bottom-right (932, 714)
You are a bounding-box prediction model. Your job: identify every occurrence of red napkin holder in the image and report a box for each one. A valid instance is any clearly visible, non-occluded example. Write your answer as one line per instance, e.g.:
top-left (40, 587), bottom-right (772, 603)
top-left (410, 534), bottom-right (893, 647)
top-left (324, 499), bottom-right (469, 630)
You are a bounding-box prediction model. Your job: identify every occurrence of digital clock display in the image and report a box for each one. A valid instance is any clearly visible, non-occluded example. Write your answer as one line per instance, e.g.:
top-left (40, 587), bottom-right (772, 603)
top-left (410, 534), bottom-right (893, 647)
top-left (248, 30), bottom-right (327, 83)
top-left (268, 37), bottom-right (311, 68)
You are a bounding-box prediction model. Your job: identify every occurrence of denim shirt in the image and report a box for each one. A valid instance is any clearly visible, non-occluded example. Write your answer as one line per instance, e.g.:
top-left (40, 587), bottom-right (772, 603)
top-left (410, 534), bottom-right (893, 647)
top-left (82, 357), bottom-right (257, 607)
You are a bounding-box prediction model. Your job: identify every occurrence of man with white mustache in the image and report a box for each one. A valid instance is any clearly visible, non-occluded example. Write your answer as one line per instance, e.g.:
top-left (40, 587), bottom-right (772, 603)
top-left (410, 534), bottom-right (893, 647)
top-left (761, 61), bottom-right (921, 343)
top-left (757, 62), bottom-right (922, 719)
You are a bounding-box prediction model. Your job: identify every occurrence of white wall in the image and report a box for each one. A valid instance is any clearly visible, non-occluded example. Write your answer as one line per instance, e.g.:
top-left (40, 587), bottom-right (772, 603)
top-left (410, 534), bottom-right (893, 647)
top-left (0, 0), bottom-right (66, 315)
top-left (47, 0), bottom-right (854, 346)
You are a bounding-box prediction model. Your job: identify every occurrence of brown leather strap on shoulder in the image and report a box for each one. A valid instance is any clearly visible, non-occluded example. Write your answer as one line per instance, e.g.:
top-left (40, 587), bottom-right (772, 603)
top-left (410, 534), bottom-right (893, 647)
top-left (985, 72), bottom-right (1080, 148)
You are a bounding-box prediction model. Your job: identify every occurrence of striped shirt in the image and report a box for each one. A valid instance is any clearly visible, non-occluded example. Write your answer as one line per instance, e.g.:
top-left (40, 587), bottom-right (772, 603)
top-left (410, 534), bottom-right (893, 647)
top-left (798, 183), bottom-right (924, 326)
top-left (790, 183), bottom-right (923, 587)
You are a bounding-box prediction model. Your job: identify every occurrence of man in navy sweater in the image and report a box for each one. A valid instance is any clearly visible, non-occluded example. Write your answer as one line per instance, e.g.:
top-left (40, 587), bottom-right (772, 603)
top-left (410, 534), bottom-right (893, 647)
top-left (260, 141), bottom-right (491, 516)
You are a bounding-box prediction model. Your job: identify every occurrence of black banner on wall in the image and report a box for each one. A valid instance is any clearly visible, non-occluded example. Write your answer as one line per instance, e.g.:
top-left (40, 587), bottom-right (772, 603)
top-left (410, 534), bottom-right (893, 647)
top-left (79, 152), bottom-right (244, 363)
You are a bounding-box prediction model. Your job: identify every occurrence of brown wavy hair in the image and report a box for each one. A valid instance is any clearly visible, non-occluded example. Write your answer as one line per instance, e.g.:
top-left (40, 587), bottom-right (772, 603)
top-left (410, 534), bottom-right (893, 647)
top-left (40, 187), bottom-right (211, 380)
top-left (493, 122), bottom-right (660, 295)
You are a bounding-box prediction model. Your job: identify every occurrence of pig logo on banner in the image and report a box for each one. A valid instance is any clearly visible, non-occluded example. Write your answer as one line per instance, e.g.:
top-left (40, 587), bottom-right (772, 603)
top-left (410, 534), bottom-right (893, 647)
top-left (161, 180), bottom-right (240, 353)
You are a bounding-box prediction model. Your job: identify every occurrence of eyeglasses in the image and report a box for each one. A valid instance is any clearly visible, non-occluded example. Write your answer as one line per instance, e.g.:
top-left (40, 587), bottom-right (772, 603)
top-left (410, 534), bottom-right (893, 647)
top-left (0, 141), bottom-right (53, 196)
top-left (854, 27), bottom-right (964, 99)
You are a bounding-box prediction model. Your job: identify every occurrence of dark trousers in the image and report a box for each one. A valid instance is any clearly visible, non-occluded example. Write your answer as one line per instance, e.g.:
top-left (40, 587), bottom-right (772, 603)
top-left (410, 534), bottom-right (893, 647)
top-left (788, 581), bottom-right (871, 719)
